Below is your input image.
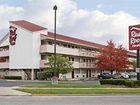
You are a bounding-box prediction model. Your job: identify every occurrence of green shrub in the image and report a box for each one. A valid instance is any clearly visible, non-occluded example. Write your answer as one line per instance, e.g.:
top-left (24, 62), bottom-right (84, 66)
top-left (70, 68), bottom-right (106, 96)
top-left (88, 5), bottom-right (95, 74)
top-left (37, 72), bottom-right (45, 80)
top-left (37, 71), bottom-right (52, 80)
top-left (135, 81), bottom-right (140, 86)
top-left (100, 79), bottom-right (140, 87)
top-left (4, 76), bottom-right (22, 80)
top-left (100, 79), bottom-right (126, 85)
top-left (125, 81), bottom-right (135, 87)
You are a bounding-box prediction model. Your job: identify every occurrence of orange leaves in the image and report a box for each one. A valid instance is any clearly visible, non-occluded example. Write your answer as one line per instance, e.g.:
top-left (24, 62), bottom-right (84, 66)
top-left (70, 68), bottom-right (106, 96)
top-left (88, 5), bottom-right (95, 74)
top-left (97, 40), bottom-right (129, 71)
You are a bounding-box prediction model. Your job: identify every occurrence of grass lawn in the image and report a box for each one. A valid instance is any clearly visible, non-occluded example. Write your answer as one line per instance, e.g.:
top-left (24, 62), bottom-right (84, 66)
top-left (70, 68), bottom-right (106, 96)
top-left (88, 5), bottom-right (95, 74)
top-left (17, 88), bottom-right (140, 94)
top-left (22, 84), bottom-right (108, 88)
top-left (16, 84), bottom-right (140, 95)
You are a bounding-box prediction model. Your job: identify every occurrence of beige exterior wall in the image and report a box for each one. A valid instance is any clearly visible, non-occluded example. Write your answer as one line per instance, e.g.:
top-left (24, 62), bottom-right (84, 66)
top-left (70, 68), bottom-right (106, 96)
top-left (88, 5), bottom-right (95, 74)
top-left (40, 36), bottom-right (100, 79)
top-left (40, 36), bottom-right (136, 79)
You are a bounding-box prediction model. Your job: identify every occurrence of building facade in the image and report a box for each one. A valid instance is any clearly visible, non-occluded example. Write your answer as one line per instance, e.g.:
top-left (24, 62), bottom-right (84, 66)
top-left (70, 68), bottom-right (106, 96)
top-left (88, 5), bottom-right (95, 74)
top-left (0, 20), bottom-right (136, 80)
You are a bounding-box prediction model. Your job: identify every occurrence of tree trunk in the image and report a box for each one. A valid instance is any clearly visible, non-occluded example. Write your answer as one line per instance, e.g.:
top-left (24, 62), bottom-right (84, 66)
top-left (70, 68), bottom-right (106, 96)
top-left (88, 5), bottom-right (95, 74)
top-left (100, 70), bottom-right (103, 75)
top-left (110, 70), bottom-right (113, 75)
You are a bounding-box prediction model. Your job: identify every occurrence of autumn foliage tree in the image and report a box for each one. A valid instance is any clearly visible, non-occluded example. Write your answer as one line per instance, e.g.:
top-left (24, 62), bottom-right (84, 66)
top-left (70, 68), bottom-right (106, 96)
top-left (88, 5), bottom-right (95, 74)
top-left (97, 40), bottom-right (129, 75)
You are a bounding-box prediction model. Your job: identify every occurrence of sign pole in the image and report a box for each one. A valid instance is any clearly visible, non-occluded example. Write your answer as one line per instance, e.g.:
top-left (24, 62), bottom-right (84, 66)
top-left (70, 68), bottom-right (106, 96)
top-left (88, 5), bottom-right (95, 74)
top-left (137, 50), bottom-right (140, 80)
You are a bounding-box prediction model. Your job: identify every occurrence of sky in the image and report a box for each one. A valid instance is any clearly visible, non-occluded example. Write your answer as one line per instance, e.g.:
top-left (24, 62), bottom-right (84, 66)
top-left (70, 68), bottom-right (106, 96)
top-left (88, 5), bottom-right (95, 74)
top-left (0, 0), bottom-right (140, 50)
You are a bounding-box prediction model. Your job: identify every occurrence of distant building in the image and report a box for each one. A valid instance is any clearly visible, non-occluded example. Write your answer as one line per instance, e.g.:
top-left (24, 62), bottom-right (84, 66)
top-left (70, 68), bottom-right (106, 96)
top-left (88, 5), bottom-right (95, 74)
top-left (0, 20), bottom-right (136, 80)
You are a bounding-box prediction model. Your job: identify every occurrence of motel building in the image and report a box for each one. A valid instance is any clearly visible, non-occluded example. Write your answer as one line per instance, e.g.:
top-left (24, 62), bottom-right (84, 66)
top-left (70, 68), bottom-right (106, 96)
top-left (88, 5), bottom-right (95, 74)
top-left (0, 20), bottom-right (136, 80)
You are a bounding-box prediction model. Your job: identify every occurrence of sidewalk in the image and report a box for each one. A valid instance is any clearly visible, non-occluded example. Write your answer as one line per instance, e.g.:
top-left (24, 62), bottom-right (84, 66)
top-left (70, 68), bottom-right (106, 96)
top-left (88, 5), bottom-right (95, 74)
top-left (19, 87), bottom-right (140, 89)
top-left (0, 87), bottom-right (31, 96)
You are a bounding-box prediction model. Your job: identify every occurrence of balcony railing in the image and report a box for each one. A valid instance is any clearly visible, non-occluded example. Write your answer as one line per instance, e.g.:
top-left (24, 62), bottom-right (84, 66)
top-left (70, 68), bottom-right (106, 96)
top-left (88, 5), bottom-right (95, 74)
top-left (0, 62), bottom-right (9, 68)
top-left (40, 44), bottom-right (79, 56)
top-left (40, 45), bottom-right (47, 53)
top-left (40, 60), bottom-right (80, 68)
top-left (72, 62), bottom-right (79, 68)
top-left (79, 50), bottom-right (98, 57)
top-left (40, 60), bottom-right (48, 68)
top-left (79, 63), bottom-right (96, 68)
top-left (40, 59), bottom-right (96, 69)
top-left (0, 50), bottom-right (9, 57)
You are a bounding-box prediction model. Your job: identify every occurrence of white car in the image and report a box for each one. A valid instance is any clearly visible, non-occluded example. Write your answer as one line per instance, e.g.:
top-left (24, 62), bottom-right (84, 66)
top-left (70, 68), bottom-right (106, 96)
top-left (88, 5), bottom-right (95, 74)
top-left (113, 72), bottom-right (129, 79)
top-left (128, 72), bottom-right (137, 78)
top-left (121, 73), bottom-right (129, 79)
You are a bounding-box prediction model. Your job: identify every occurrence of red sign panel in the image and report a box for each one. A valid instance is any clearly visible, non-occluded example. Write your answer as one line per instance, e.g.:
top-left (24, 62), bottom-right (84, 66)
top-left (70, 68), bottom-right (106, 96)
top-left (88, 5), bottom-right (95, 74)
top-left (129, 24), bottom-right (140, 50)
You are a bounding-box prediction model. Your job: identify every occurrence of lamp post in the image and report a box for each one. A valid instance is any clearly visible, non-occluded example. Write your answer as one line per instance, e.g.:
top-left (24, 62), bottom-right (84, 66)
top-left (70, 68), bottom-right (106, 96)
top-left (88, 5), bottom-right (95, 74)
top-left (52, 5), bottom-right (58, 84)
top-left (137, 50), bottom-right (140, 80)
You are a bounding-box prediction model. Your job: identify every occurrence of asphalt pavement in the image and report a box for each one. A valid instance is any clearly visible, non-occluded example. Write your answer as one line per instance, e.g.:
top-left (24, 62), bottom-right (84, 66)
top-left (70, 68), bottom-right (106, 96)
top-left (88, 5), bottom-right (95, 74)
top-left (0, 80), bottom-right (50, 87)
top-left (0, 79), bottom-right (100, 87)
top-left (0, 95), bottom-right (140, 105)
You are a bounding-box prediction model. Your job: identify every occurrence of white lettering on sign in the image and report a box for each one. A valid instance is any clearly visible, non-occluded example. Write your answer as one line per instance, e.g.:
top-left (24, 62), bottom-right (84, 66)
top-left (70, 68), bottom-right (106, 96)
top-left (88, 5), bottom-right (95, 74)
top-left (131, 38), bottom-right (140, 45)
top-left (130, 31), bottom-right (140, 45)
top-left (130, 29), bottom-right (140, 45)
top-left (131, 31), bottom-right (140, 38)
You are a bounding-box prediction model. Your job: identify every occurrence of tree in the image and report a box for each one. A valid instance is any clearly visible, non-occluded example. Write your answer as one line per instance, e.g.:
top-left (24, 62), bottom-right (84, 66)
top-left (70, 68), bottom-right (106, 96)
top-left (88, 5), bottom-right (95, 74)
top-left (97, 40), bottom-right (129, 75)
top-left (47, 55), bottom-right (73, 78)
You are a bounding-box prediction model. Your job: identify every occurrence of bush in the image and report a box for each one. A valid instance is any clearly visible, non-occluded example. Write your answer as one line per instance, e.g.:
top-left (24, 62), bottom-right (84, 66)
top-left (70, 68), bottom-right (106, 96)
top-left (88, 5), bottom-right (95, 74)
top-left (4, 76), bottom-right (22, 80)
top-left (125, 81), bottom-right (135, 87)
top-left (37, 71), bottom-right (52, 80)
top-left (100, 79), bottom-right (126, 85)
top-left (135, 81), bottom-right (140, 86)
top-left (37, 72), bottom-right (45, 80)
top-left (100, 79), bottom-right (140, 87)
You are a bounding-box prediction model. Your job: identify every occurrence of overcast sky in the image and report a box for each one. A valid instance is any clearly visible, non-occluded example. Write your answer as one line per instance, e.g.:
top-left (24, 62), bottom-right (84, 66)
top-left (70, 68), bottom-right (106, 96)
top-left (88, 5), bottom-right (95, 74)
top-left (0, 0), bottom-right (140, 50)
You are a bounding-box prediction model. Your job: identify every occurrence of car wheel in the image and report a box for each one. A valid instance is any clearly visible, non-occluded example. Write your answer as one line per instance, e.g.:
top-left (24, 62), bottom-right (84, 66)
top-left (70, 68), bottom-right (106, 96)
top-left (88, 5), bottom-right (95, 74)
top-left (120, 76), bottom-right (124, 79)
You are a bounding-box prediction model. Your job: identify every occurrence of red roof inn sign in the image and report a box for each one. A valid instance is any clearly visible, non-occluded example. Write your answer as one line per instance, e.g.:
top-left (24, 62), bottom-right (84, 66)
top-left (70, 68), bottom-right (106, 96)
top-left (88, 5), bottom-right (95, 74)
top-left (129, 25), bottom-right (140, 50)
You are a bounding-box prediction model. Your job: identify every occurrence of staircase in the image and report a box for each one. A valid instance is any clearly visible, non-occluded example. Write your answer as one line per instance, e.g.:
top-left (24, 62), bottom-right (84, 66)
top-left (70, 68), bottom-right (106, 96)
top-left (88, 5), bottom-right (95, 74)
top-left (23, 69), bottom-right (31, 80)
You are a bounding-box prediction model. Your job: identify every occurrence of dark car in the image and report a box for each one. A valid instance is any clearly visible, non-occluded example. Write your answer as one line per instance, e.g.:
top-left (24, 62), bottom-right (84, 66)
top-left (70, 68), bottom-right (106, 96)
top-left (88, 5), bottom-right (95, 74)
top-left (98, 73), bottom-right (112, 79)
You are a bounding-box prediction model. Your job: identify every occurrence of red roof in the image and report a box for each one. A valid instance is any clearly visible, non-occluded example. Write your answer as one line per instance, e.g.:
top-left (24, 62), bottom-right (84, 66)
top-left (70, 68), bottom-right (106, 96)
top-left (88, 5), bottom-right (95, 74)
top-left (47, 32), bottom-right (105, 49)
top-left (9, 20), bottom-right (47, 32)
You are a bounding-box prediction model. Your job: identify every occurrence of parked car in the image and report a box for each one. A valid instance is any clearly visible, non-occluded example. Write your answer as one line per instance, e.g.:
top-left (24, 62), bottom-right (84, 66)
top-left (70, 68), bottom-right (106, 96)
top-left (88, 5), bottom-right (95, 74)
top-left (127, 72), bottom-right (137, 78)
top-left (98, 73), bottom-right (112, 79)
top-left (124, 72), bottom-right (130, 78)
top-left (112, 72), bottom-right (129, 79)
top-left (120, 72), bottom-right (129, 79)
